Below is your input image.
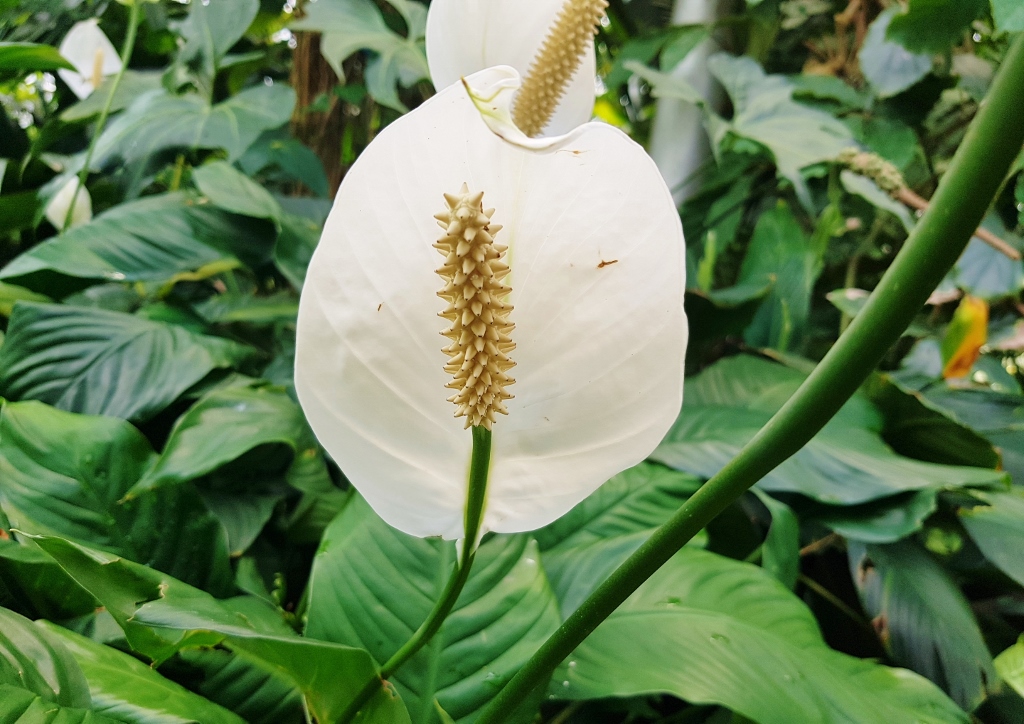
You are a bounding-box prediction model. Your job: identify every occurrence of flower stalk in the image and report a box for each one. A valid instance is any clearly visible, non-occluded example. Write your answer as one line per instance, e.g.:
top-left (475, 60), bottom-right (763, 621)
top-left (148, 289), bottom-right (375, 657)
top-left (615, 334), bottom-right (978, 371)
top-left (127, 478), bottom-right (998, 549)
top-left (62, 1), bottom-right (141, 232)
top-left (339, 426), bottom-right (492, 723)
top-left (475, 32), bottom-right (1024, 724)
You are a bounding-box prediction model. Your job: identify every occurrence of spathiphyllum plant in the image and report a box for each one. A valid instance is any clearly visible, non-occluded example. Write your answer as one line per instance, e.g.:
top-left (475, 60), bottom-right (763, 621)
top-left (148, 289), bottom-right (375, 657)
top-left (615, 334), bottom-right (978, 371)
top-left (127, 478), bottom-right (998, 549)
top-left (294, 64), bottom-right (687, 542)
top-left (57, 19), bottom-right (123, 99)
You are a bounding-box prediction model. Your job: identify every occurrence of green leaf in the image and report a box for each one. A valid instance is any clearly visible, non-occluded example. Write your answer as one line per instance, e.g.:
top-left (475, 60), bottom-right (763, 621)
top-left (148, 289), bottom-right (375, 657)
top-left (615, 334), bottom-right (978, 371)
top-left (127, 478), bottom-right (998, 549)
top-left (737, 203), bottom-right (817, 351)
top-left (813, 490), bottom-right (939, 543)
top-left (0, 42), bottom-right (75, 73)
top-left (61, 71), bottom-right (164, 123)
top-left (887, 0), bottom-right (988, 54)
top-left (292, 0), bottom-right (429, 111)
top-left (192, 161), bottom-right (282, 222)
top-left (0, 302), bottom-right (255, 422)
top-left (238, 134), bottom-right (329, 198)
top-left (958, 489), bottom-right (1024, 587)
top-left (0, 608), bottom-right (91, 708)
top-left (0, 192), bottom-right (270, 297)
top-left (652, 355), bottom-right (1006, 504)
top-left (38, 622), bottom-right (247, 724)
top-left (996, 636), bottom-right (1024, 699)
top-left (30, 534), bottom-right (410, 724)
top-left (0, 281), bottom-right (49, 317)
top-left (172, 0), bottom-right (259, 90)
top-left (193, 292), bottom-right (298, 325)
top-left (841, 170), bottom-right (916, 232)
top-left (93, 85), bottom-right (295, 166)
top-left (753, 490), bottom-right (800, 589)
top-left (550, 548), bottom-right (967, 724)
top-left (943, 216), bottom-right (1024, 300)
top-left (305, 494), bottom-right (561, 722)
top-left (992, 0), bottom-right (1024, 31)
top-left (860, 9), bottom-right (932, 97)
top-left (0, 685), bottom-right (120, 723)
top-left (131, 382), bottom-right (315, 495)
top-left (0, 400), bottom-right (233, 594)
top-left (0, 540), bottom-right (97, 621)
top-left (849, 541), bottom-right (996, 710)
top-left (274, 214), bottom-right (320, 291)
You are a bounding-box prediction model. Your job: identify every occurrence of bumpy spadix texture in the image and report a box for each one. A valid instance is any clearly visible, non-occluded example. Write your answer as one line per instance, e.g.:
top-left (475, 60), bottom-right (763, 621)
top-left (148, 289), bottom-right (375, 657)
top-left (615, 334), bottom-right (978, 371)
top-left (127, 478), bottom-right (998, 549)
top-left (295, 67), bottom-right (687, 540)
top-left (435, 185), bottom-right (516, 429)
top-left (425, 0), bottom-right (597, 135)
top-left (512, 0), bottom-right (608, 137)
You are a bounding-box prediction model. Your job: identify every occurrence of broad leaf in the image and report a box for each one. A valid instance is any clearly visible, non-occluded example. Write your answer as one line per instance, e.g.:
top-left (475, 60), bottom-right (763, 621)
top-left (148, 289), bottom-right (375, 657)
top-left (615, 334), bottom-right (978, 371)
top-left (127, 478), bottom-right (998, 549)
top-left (886, 0), bottom-right (988, 53)
top-left (61, 71), bottom-right (163, 122)
top-left (942, 218), bottom-right (1024, 301)
top-left (193, 161), bottom-right (282, 222)
top-left (0, 192), bottom-right (271, 297)
top-left (0, 302), bottom-right (255, 421)
top-left (172, 0), bottom-right (259, 92)
top-left (860, 9), bottom-right (932, 97)
top-left (0, 539), bottom-right (97, 620)
top-left (93, 85), bottom-right (295, 165)
top-left (958, 489), bottom-right (1024, 587)
top-left (292, 0), bottom-right (429, 111)
top-left (652, 356), bottom-right (1005, 504)
top-left (31, 535), bottom-right (410, 724)
top-left (754, 490), bottom-right (800, 589)
top-left (849, 541), bottom-right (996, 710)
top-left (0, 42), bottom-right (75, 74)
top-left (193, 292), bottom-right (298, 325)
top-left (274, 214), bottom-right (320, 290)
top-left (811, 490), bottom-right (939, 543)
top-left (841, 171), bottom-right (915, 232)
top-left (0, 685), bottom-right (119, 723)
top-left (305, 494), bottom-right (561, 722)
top-left (0, 400), bottom-right (233, 594)
top-left (550, 548), bottom-right (967, 724)
top-left (0, 608), bottom-right (91, 708)
top-left (38, 622), bottom-right (247, 724)
top-left (992, 0), bottom-right (1024, 31)
top-left (996, 636), bottom-right (1024, 699)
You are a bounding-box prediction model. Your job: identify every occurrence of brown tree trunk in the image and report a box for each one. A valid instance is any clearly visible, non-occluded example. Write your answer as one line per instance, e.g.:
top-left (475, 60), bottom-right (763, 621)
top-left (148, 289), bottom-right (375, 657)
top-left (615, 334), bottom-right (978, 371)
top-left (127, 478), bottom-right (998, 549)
top-left (289, 31), bottom-right (344, 197)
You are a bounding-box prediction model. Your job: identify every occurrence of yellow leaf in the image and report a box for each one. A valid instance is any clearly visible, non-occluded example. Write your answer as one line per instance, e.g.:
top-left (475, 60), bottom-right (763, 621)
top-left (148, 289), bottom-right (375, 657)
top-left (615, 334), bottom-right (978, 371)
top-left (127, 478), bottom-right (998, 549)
top-left (941, 295), bottom-right (988, 379)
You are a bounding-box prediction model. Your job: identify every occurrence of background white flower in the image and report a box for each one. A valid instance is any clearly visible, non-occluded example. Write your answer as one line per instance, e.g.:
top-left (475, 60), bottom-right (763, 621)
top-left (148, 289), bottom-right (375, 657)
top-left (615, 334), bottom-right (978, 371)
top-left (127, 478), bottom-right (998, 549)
top-left (58, 19), bottom-right (122, 99)
top-left (295, 66), bottom-right (687, 540)
top-left (43, 177), bottom-right (92, 230)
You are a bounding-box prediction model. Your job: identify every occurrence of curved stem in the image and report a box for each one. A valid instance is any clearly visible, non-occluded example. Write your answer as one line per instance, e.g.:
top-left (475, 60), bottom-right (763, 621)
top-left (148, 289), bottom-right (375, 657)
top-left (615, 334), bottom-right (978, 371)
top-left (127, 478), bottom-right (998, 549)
top-left (339, 426), bottom-right (492, 722)
top-left (476, 33), bottom-right (1024, 724)
top-left (62, 0), bottom-right (140, 232)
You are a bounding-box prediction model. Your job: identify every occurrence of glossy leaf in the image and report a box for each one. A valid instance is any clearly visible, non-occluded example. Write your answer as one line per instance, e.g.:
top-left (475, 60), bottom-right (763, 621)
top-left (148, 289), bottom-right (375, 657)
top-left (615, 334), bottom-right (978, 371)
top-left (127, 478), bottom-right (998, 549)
top-left (0, 685), bottom-right (119, 724)
top-left (886, 0), bottom-right (987, 54)
top-left (38, 622), bottom-right (246, 724)
top-left (754, 490), bottom-right (800, 589)
top-left (860, 9), bottom-right (932, 97)
top-left (652, 356), bottom-right (1005, 505)
top-left (992, 0), bottom-right (1024, 31)
top-left (193, 161), bottom-right (282, 222)
top-left (0, 608), bottom-right (91, 708)
top-left (172, 0), bottom-right (259, 89)
top-left (0, 400), bottom-right (233, 594)
top-left (995, 635), bottom-right (1024, 699)
top-left (849, 541), bottom-right (996, 710)
top-left (0, 42), bottom-right (75, 73)
top-left (551, 548), bottom-right (967, 724)
top-left (812, 490), bottom-right (939, 543)
top-left (958, 489), bottom-right (1024, 587)
top-left (0, 540), bottom-right (97, 621)
top-left (0, 302), bottom-right (255, 421)
top-left (305, 494), bottom-right (561, 722)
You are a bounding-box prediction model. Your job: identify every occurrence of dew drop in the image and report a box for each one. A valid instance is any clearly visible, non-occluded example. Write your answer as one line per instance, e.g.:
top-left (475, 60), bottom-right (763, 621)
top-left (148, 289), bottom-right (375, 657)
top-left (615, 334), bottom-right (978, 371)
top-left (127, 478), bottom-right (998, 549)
top-left (567, 661), bottom-right (577, 669)
top-left (561, 680), bottom-right (570, 688)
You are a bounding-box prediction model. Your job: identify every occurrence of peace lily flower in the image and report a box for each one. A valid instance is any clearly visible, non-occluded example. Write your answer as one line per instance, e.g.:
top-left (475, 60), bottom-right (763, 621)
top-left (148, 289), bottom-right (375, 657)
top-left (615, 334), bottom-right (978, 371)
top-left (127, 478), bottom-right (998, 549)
top-left (43, 176), bottom-right (92, 230)
top-left (294, 65), bottom-right (687, 540)
top-left (425, 0), bottom-right (606, 136)
top-left (57, 19), bottom-right (123, 100)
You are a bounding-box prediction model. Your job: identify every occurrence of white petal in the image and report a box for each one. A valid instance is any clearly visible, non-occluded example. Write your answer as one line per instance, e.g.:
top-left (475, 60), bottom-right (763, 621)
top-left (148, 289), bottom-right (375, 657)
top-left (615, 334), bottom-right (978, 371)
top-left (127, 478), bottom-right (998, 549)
top-left (295, 67), bottom-right (686, 539)
top-left (44, 177), bottom-right (92, 230)
top-left (57, 19), bottom-right (122, 100)
top-left (425, 0), bottom-right (595, 135)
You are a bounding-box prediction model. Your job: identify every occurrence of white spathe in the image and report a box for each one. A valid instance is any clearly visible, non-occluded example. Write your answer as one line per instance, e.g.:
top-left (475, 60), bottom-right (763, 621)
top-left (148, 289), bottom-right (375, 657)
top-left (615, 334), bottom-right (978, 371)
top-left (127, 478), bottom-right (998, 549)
top-left (425, 0), bottom-right (596, 135)
top-left (44, 177), bottom-right (92, 230)
top-left (58, 19), bottom-right (122, 99)
top-left (295, 67), bottom-right (687, 539)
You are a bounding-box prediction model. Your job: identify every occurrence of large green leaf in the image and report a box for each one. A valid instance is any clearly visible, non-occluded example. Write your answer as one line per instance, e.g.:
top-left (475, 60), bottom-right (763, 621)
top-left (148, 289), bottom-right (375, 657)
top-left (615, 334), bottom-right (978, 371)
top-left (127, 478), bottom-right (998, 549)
top-left (958, 489), bottom-right (1024, 587)
top-left (849, 541), bottom-right (996, 710)
top-left (292, 0), bottom-right (429, 111)
top-left (887, 0), bottom-right (988, 53)
top-left (0, 540), bottom-right (97, 621)
top-left (38, 622), bottom-right (246, 724)
top-left (754, 490), bottom-right (800, 589)
top-left (942, 219), bottom-right (1024, 301)
top-left (0, 401), bottom-right (233, 594)
top-left (996, 635), bottom-right (1024, 699)
top-left (0, 685), bottom-right (120, 724)
top-left (92, 85), bottom-right (295, 165)
top-left (171, 0), bottom-right (259, 91)
top-left (0, 193), bottom-right (266, 297)
top-left (549, 548), bottom-right (967, 724)
top-left (61, 71), bottom-right (164, 122)
top-left (192, 161), bottom-right (282, 222)
top-left (811, 490), bottom-right (939, 543)
top-left (992, 0), bottom-right (1024, 31)
top-left (31, 534), bottom-right (410, 724)
top-left (0, 302), bottom-right (255, 422)
top-left (0, 42), bottom-right (74, 75)
top-left (859, 9), bottom-right (932, 97)
top-left (305, 494), bottom-right (561, 722)
top-left (0, 608), bottom-right (91, 708)
top-left (652, 356), bottom-right (1006, 504)
top-left (274, 214), bottom-right (320, 291)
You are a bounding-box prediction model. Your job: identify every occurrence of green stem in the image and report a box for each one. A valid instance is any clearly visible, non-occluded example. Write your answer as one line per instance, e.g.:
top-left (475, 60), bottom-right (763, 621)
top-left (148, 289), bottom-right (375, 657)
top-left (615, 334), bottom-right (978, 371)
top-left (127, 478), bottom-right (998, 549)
top-left (62, 0), bottom-right (141, 232)
top-left (476, 34), bottom-right (1024, 724)
top-left (339, 426), bottom-right (492, 723)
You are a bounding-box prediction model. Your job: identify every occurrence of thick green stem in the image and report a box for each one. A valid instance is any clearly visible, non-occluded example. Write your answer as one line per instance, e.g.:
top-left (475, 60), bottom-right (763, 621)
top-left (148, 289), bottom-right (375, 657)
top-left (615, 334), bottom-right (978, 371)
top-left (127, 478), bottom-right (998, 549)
top-left (62, 0), bottom-right (141, 232)
top-left (476, 34), bottom-right (1024, 724)
top-left (339, 427), bottom-right (492, 722)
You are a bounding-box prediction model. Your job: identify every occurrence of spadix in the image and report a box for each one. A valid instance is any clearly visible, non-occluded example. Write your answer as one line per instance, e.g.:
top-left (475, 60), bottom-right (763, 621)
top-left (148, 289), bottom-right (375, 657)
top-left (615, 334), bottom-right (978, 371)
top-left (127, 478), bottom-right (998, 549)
top-left (295, 67), bottom-right (687, 539)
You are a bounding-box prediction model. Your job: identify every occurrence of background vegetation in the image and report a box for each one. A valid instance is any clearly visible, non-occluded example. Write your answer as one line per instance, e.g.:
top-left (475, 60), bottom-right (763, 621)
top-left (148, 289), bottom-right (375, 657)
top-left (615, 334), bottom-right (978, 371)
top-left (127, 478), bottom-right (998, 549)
top-left (1, 0), bottom-right (1024, 722)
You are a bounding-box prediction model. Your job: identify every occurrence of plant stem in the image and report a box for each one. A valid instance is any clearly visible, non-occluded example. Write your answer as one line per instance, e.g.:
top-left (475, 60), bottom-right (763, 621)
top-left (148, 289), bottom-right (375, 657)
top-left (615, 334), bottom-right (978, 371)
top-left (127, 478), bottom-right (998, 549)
top-left (62, 0), bottom-right (141, 232)
top-left (475, 33), bottom-right (1024, 724)
top-left (339, 426), bottom-right (492, 723)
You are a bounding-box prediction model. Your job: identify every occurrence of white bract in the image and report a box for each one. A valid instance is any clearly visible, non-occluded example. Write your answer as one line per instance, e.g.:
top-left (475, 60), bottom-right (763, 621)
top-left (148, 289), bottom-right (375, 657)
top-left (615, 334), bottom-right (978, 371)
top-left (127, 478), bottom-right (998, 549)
top-left (44, 177), bottom-right (92, 230)
top-left (57, 19), bottom-right (122, 100)
top-left (425, 0), bottom-right (603, 136)
top-left (295, 66), bottom-right (687, 540)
